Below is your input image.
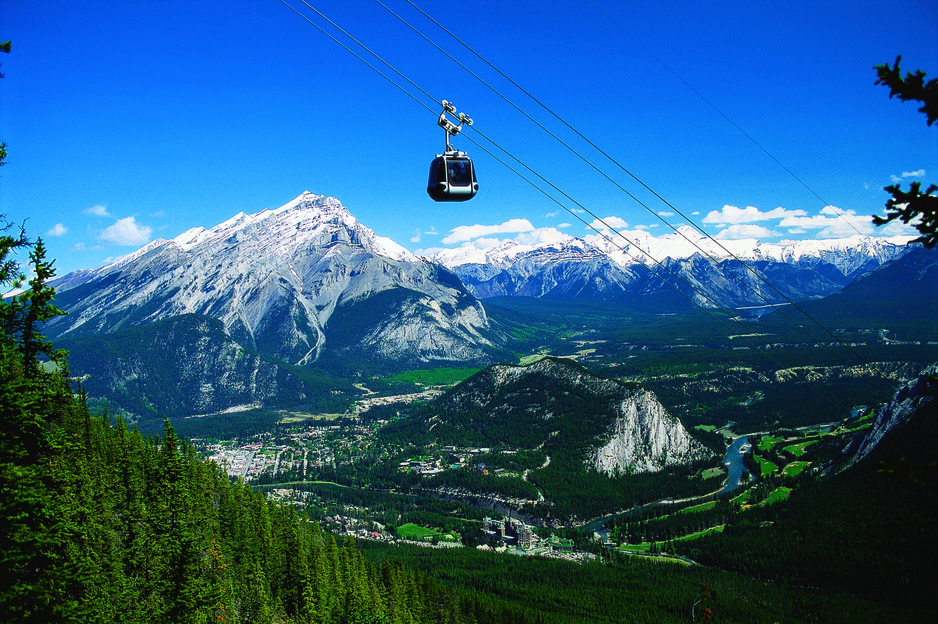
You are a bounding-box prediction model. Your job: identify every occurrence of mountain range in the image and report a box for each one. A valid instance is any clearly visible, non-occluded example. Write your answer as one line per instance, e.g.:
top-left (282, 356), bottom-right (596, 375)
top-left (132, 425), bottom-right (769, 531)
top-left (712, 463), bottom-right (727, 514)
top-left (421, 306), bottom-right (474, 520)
top-left (426, 226), bottom-right (915, 310)
top-left (47, 193), bottom-right (507, 420)
top-left (45, 192), bottom-right (930, 421)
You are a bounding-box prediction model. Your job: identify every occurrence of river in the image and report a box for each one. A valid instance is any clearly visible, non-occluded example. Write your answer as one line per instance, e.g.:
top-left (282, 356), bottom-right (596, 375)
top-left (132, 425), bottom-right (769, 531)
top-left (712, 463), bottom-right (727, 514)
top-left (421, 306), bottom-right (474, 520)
top-left (718, 434), bottom-right (752, 496)
top-left (582, 434), bottom-right (752, 532)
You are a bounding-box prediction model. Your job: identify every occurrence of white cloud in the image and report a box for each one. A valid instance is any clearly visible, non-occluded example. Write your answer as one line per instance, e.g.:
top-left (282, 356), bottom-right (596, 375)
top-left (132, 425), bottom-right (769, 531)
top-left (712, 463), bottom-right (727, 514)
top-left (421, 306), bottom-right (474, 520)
top-left (97, 216), bottom-right (152, 246)
top-left (779, 206), bottom-right (875, 238)
top-left (587, 216), bottom-right (628, 230)
top-left (887, 171), bottom-right (925, 183)
top-left (702, 204), bottom-right (806, 225)
top-left (84, 204), bottom-right (110, 217)
top-left (875, 219), bottom-right (920, 238)
top-left (412, 226), bottom-right (440, 242)
top-left (514, 227), bottom-right (569, 246)
top-left (658, 211), bottom-right (674, 217)
top-left (416, 237), bottom-right (502, 256)
top-left (46, 223), bottom-right (68, 237)
top-left (465, 237), bottom-right (503, 250)
top-left (558, 222), bottom-right (572, 229)
top-left (715, 224), bottom-right (774, 240)
top-left (545, 210), bottom-right (560, 218)
top-left (423, 227), bottom-right (574, 255)
top-left (442, 218), bottom-right (535, 244)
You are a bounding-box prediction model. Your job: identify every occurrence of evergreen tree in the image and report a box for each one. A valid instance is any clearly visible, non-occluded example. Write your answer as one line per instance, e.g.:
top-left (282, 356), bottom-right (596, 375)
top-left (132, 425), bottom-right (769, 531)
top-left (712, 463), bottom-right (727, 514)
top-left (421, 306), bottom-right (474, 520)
top-left (873, 56), bottom-right (938, 247)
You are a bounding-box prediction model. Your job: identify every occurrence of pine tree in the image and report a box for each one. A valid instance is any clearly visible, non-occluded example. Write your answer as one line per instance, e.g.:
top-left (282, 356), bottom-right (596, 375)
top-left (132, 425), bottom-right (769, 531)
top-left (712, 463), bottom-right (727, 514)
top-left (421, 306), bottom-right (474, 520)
top-left (0, 219), bottom-right (89, 622)
top-left (873, 56), bottom-right (938, 247)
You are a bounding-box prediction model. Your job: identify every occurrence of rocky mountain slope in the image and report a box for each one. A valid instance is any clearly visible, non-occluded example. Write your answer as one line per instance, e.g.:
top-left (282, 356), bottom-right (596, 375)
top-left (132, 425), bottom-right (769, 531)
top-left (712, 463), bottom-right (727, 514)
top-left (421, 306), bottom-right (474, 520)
top-left (761, 246), bottom-right (938, 327)
top-left (840, 361), bottom-right (938, 473)
top-left (50, 192), bottom-right (498, 367)
top-left (57, 314), bottom-right (348, 418)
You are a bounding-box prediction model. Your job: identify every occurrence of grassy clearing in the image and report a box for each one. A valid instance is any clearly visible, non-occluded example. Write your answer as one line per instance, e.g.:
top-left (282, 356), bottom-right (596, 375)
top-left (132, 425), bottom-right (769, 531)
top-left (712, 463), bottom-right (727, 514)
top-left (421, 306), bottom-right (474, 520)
top-left (519, 353), bottom-right (548, 365)
top-left (617, 526), bottom-right (725, 556)
top-left (396, 522), bottom-right (458, 542)
top-left (386, 368), bottom-right (481, 387)
top-left (617, 542), bottom-right (652, 552)
top-left (700, 467), bottom-right (724, 480)
top-left (679, 501), bottom-right (717, 514)
top-left (782, 461), bottom-right (811, 477)
top-left (758, 436), bottom-right (783, 452)
top-left (755, 487), bottom-right (794, 507)
top-left (755, 455), bottom-right (778, 478)
top-left (674, 525), bottom-right (725, 542)
top-left (782, 440), bottom-right (817, 457)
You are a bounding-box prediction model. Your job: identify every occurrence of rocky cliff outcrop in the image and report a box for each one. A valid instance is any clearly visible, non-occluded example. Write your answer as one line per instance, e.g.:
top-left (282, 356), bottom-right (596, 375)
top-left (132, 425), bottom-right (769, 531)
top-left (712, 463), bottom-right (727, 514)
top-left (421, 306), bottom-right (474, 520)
top-left (588, 387), bottom-right (711, 475)
top-left (840, 361), bottom-right (938, 472)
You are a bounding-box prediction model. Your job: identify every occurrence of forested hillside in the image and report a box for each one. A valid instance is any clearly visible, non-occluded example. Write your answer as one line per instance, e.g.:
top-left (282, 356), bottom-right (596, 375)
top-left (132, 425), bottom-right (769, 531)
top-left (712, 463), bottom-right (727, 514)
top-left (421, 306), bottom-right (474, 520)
top-left (0, 223), bottom-right (482, 623)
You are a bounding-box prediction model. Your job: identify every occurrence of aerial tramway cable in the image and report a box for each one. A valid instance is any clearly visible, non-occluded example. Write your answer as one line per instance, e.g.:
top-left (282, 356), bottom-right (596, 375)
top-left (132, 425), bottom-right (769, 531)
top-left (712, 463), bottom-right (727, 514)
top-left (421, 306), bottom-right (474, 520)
top-left (455, 128), bottom-right (862, 413)
top-left (585, 0), bottom-right (869, 239)
top-left (391, 0), bottom-right (905, 393)
top-left (280, 0), bottom-right (871, 413)
top-left (279, 0), bottom-right (891, 413)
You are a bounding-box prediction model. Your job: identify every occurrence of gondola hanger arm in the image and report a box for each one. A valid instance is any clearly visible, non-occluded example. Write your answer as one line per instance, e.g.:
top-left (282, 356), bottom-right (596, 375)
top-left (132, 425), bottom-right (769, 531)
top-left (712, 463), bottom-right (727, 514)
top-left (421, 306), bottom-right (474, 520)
top-left (438, 100), bottom-right (472, 150)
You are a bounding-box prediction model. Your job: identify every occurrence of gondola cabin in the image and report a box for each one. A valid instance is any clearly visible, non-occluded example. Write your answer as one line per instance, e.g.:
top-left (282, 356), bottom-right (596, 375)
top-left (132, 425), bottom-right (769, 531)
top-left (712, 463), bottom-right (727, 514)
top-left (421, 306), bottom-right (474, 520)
top-left (427, 151), bottom-right (478, 202)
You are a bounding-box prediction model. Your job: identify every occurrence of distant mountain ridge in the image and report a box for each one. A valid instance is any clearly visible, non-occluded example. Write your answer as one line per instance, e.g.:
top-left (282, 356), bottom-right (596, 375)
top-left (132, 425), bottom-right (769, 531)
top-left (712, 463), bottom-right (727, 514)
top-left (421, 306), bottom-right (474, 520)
top-left (426, 227), bottom-right (915, 309)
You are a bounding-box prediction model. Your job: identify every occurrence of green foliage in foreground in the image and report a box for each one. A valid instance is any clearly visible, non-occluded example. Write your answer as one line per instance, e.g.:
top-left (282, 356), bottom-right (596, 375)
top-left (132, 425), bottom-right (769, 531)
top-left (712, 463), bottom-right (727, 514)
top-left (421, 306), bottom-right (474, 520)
top-left (873, 56), bottom-right (938, 247)
top-left (1, 323), bottom-right (437, 622)
top-left (362, 542), bottom-right (922, 624)
top-left (0, 358), bottom-right (500, 623)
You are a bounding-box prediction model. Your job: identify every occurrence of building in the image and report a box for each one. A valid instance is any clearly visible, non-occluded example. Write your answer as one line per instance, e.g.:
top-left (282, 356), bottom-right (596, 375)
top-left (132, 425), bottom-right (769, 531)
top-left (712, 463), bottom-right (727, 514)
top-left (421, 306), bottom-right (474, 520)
top-left (483, 516), bottom-right (538, 549)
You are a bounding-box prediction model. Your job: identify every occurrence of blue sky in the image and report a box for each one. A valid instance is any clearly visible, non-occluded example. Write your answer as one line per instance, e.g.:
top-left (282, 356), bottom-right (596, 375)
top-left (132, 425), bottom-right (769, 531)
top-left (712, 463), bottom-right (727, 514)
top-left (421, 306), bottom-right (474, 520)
top-left (1, 0), bottom-right (936, 276)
